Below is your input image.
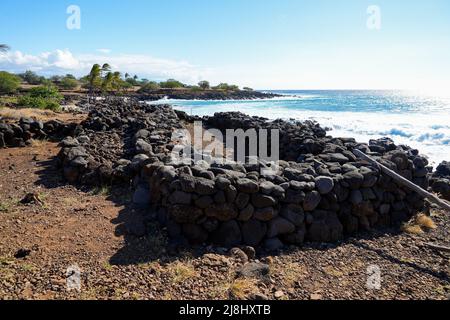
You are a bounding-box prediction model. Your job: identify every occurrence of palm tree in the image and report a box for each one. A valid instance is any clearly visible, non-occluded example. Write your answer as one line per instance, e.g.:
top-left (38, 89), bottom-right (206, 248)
top-left (0, 44), bottom-right (10, 53)
top-left (101, 63), bottom-right (111, 78)
top-left (102, 72), bottom-right (114, 93)
top-left (112, 72), bottom-right (122, 93)
top-left (88, 64), bottom-right (101, 98)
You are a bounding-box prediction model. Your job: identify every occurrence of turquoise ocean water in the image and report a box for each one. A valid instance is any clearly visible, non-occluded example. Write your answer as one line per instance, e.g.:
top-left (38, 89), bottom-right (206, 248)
top-left (148, 90), bottom-right (450, 166)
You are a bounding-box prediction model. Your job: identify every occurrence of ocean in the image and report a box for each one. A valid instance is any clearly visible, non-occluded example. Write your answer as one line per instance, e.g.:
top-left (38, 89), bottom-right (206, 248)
top-left (148, 90), bottom-right (450, 166)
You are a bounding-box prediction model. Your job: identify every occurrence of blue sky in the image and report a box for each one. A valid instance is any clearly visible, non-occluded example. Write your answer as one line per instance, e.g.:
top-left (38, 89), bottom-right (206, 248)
top-left (1, 0), bottom-right (449, 90)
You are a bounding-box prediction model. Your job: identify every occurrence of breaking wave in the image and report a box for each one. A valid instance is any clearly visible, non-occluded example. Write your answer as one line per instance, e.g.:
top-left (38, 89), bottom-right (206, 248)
top-left (148, 90), bottom-right (450, 166)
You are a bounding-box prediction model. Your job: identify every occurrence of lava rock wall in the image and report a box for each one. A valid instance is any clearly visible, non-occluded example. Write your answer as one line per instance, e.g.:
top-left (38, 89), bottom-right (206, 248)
top-left (142, 112), bottom-right (430, 249)
top-left (0, 117), bottom-right (77, 148)
top-left (54, 102), bottom-right (431, 249)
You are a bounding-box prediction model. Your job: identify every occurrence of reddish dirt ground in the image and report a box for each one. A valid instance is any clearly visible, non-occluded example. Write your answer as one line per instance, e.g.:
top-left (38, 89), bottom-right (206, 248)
top-left (0, 142), bottom-right (449, 300)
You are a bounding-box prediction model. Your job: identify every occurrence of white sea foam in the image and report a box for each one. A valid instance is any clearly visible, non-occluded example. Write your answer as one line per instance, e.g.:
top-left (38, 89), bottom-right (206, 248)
top-left (148, 95), bottom-right (450, 166)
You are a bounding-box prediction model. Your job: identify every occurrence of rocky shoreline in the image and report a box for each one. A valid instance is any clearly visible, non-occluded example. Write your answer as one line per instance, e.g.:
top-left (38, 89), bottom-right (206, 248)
top-left (1, 98), bottom-right (449, 251)
top-left (135, 89), bottom-right (281, 101)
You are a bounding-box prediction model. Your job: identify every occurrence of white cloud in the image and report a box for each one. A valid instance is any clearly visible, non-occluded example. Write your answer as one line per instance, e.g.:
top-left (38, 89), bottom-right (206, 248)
top-left (0, 49), bottom-right (210, 84)
top-left (0, 49), bottom-right (83, 75)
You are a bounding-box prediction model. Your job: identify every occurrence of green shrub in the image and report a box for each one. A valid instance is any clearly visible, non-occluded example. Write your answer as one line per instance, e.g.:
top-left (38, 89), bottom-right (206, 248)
top-left (17, 96), bottom-right (61, 111)
top-left (59, 77), bottom-right (79, 90)
top-left (213, 83), bottom-right (239, 91)
top-left (159, 79), bottom-right (185, 89)
top-left (137, 81), bottom-right (160, 93)
top-left (28, 85), bottom-right (63, 99)
top-left (18, 85), bottom-right (63, 111)
top-left (189, 85), bottom-right (202, 92)
top-left (0, 71), bottom-right (21, 94)
top-left (198, 80), bottom-right (210, 90)
top-left (19, 70), bottom-right (46, 85)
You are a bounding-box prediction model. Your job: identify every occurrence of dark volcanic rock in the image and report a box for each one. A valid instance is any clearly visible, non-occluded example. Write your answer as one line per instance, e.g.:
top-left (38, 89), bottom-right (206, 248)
top-left (241, 219), bottom-right (267, 246)
top-left (211, 221), bottom-right (242, 247)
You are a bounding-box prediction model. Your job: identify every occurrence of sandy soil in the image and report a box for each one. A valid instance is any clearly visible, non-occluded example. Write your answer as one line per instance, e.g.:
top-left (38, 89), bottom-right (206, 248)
top-left (0, 107), bottom-right (86, 123)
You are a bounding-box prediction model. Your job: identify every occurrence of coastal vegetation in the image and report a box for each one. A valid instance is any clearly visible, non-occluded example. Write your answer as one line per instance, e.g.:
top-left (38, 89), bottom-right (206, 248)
top-left (0, 61), bottom-right (257, 112)
top-left (1, 61), bottom-right (244, 97)
top-left (0, 71), bottom-right (21, 94)
top-left (17, 85), bottom-right (63, 111)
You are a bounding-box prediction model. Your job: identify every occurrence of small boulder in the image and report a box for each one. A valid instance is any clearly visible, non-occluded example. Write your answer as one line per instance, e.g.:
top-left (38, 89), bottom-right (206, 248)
top-left (315, 176), bottom-right (334, 195)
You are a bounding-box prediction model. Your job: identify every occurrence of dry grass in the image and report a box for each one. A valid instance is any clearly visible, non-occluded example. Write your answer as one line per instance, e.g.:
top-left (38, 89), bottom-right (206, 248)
top-left (274, 261), bottom-right (305, 287)
top-left (0, 201), bottom-right (10, 213)
top-left (402, 213), bottom-right (437, 235)
top-left (415, 214), bottom-right (437, 230)
top-left (167, 261), bottom-right (197, 284)
top-left (323, 265), bottom-right (345, 278)
top-left (91, 185), bottom-right (111, 197)
top-left (0, 107), bottom-right (57, 121)
top-left (401, 223), bottom-right (425, 235)
top-left (30, 138), bottom-right (48, 147)
top-left (0, 198), bottom-right (19, 213)
top-left (227, 279), bottom-right (259, 300)
top-left (0, 106), bottom-right (86, 123)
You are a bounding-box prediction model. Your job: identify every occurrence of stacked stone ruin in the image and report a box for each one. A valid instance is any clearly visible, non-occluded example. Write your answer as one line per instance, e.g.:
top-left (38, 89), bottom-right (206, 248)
top-left (430, 161), bottom-right (450, 201)
top-left (0, 117), bottom-right (77, 148)
top-left (51, 100), bottom-right (433, 249)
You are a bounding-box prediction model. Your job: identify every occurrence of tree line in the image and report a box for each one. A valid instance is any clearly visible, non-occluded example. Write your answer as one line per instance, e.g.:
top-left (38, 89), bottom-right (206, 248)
top-left (1, 45), bottom-right (253, 96)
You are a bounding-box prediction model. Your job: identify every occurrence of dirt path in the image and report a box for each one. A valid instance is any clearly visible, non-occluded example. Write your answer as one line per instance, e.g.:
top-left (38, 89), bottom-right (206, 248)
top-left (0, 142), bottom-right (449, 300)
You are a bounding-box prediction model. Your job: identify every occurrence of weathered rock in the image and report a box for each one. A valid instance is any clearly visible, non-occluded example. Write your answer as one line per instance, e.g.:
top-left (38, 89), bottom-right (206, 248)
top-left (169, 190), bottom-right (192, 205)
top-left (254, 207), bottom-right (277, 221)
top-left (195, 177), bottom-right (216, 195)
top-left (195, 196), bottom-right (214, 209)
top-left (264, 238), bottom-right (284, 251)
top-left (238, 204), bottom-right (254, 221)
top-left (349, 190), bottom-right (363, 205)
top-left (133, 185), bottom-right (151, 206)
top-left (183, 224), bottom-right (208, 244)
top-left (280, 204), bottom-right (305, 226)
top-left (211, 221), bottom-right (242, 247)
top-left (169, 205), bottom-right (203, 224)
top-left (205, 203), bottom-right (238, 221)
top-left (267, 217), bottom-right (295, 238)
top-left (307, 211), bottom-right (343, 242)
top-left (215, 177), bottom-right (231, 190)
top-left (235, 193), bottom-right (250, 210)
top-left (343, 171), bottom-right (364, 189)
top-left (241, 219), bottom-right (267, 246)
top-left (315, 176), bottom-right (334, 194)
top-left (135, 139), bottom-right (153, 155)
top-left (303, 191), bottom-right (321, 211)
top-left (282, 225), bottom-right (306, 245)
top-left (236, 178), bottom-right (259, 193)
top-left (251, 193), bottom-right (277, 208)
top-left (237, 262), bottom-right (270, 279)
top-left (213, 190), bottom-right (227, 204)
top-left (259, 181), bottom-right (276, 195)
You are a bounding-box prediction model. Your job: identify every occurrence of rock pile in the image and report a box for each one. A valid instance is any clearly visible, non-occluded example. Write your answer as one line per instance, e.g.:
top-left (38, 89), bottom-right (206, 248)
top-left (137, 89), bottom-right (281, 101)
top-left (430, 161), bottom-right (450, 200)
top-left (144, 112), bottom-right (430, 249)
top-left (57, 98), bottom-right (184, 185)
top-left (0, 117), bottom-right (77, 148)
top-left (56, 101), bottom-right (431, 249)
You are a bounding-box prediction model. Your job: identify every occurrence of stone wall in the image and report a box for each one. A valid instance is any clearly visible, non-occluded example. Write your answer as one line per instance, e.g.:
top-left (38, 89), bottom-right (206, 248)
top-left (0, 117), bottom-right (77, 148)
top-left (54, 101), bottom-right (431, 249)
top-left (141, 112), bottom-right (430, 249)
top-left (430, 161), bottom-right (450, 200)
